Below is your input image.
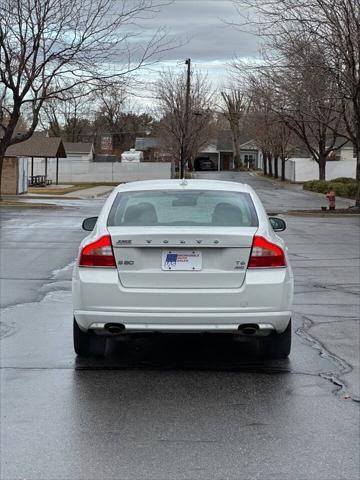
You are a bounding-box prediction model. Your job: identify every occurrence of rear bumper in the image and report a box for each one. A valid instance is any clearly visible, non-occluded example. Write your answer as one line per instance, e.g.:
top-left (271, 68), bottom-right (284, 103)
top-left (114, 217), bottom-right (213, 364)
top-left (74, 309), bottom-right (291, 334)
top-left (73, 266), bottom-right (293, 334)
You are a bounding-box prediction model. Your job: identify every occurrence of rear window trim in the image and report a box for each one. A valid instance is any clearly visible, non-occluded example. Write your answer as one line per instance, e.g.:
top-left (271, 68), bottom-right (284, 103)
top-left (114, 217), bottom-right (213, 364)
top-left (107, 189), bottom-right (259, 228)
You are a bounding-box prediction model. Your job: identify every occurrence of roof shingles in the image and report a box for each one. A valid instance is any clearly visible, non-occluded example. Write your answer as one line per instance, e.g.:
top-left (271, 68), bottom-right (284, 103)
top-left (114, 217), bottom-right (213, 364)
top-left (5, 136), bottom-right (66, 158)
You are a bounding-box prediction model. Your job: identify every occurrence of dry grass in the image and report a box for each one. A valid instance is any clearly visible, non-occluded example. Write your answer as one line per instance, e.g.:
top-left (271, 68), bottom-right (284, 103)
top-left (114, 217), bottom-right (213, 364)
top-left (0, 200), bottom-right (57, 208)
top-left (28, 182), bottom-right (119, 195)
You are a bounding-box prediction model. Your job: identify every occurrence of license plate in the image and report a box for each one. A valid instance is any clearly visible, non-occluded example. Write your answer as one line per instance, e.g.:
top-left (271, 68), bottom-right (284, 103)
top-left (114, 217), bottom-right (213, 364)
top-left (162, 250), bottom-right (202, 271)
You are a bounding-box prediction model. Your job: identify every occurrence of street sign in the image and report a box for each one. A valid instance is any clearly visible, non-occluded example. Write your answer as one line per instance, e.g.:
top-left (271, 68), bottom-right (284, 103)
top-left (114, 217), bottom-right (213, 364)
top-left (101, 135), bottom-right (113, 153)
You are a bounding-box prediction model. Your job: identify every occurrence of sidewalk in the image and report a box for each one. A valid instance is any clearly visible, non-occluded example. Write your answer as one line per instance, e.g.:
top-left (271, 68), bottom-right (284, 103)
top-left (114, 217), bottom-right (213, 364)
top-left (1, 185), bottom-right (115, 208)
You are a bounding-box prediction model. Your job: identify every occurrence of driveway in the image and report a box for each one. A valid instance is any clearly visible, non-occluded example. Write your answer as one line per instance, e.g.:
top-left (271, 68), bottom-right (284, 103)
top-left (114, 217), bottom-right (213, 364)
top-left (0, 177), bottom-right (359, 480)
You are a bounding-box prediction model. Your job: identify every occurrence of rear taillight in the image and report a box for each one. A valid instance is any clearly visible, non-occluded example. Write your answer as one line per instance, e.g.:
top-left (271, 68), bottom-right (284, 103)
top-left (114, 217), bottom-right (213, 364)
top-left (79, 235), bottom-right (116, 268)
top-left (248, 235), bottom-right (286, 268)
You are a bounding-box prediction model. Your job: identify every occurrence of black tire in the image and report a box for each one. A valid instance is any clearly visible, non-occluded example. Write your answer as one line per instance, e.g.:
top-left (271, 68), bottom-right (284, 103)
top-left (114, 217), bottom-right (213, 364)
top-left (73, 318), bottom-right (106, 357)
top-left (258, 320), bottom-right (291, 359)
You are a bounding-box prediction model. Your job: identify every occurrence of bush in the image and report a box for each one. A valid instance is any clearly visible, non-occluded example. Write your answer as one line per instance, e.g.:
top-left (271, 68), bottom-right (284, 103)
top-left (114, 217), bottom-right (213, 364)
top-left (303, 180), bottom-right (329, 194)
top-left (330, 182), bottom-right (357, 198)
top-left (332, 177), bottom-right (356, 184)
top-left (303, 179), bottom-right (357, 199)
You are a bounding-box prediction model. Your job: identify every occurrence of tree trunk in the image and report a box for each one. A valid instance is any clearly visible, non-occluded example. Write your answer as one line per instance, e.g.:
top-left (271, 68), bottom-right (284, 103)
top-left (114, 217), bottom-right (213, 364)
top-left (263, 151), bottom-right (268, 175)
top-left (179, 143), bottom-right (185, 178)
top-left (281, 156), bottom-right (286, 181)
top-left (318, 157), bottom-right (326, 180)
top-left (0, 143), bottom-right (7, 199)
top-left (0, 153), bottom-right (4, 200)
top-left (187, 156), bottom-right (193, 171)
top-left (268, 153), bottom-right (273, 176)
top-left (232, 131), bottom-right (243, 170)
top-left (355, 135), bottom-right (360, 207)
top-left (234, 150), bottom-right (242, 170)
top-left (274, 155), bottom-right (279, 179)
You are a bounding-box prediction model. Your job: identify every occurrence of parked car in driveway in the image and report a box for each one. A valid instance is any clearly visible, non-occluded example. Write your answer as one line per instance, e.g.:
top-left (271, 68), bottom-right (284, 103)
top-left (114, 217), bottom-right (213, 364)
top-left (73, 179), bottom-right (293, 358)
top-left (195, 157), bottom-right (216, 171)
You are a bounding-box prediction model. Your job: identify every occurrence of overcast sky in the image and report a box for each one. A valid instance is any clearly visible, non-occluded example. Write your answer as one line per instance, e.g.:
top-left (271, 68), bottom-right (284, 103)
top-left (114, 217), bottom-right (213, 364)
top-left (133, 0), bottom-right (260, 100)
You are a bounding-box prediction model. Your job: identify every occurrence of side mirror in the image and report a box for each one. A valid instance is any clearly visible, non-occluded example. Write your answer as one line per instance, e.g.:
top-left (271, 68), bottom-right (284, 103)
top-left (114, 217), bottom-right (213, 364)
top-left (269, 216), bottom-right (286, 232)
top-left (82, 217), bottom-right (98, 231)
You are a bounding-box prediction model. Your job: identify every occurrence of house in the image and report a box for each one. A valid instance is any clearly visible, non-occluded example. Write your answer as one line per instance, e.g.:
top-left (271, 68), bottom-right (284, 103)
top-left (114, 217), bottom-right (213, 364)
top-left (332, 140), bottom-right (355, 161)
top-left (194, 144), bottom-right (220, 170)
top-left (64, 142), bottom-right (94, 162)
top-left (216, 130), bottom-right (260, 170)
top-left (239, 139), bottom-right (261, 168)
top-left (132, 132), bottom-right (261, 171)
top-left (3, 136), bottom-right (66, 194)
top-left (135, 137), bottom-right (160, 161)
top-left (193, 131), bottom-right (260, 171)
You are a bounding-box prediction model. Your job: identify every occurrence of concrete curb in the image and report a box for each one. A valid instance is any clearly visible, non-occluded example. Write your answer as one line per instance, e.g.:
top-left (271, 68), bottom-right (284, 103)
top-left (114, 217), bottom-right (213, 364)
top-left (285, 211), bottom-right (360, 217)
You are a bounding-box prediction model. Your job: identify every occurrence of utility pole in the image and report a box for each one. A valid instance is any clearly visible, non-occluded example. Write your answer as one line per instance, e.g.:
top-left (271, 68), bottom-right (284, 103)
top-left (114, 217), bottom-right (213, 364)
top-left (180, 58), bottom-right (191, 178)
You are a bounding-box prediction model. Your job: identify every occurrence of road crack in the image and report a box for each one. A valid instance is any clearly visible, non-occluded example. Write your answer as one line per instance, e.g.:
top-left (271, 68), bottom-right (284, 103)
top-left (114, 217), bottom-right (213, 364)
top-left (296, 315), bottom-right (359, 402)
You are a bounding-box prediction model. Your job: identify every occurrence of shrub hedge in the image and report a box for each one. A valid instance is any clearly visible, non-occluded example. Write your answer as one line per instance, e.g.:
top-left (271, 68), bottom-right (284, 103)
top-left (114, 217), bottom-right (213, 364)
top-left (303, 178), bottom-right (357, 199)
top-left (332, 177), bottom-right (356, 184)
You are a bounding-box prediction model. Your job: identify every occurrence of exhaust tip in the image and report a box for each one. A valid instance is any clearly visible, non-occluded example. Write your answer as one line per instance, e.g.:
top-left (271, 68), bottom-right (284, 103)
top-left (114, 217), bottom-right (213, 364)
top-left (238, 324), bottom-right (259, 335)
top-left (105, 323), bottom-right (125, 334)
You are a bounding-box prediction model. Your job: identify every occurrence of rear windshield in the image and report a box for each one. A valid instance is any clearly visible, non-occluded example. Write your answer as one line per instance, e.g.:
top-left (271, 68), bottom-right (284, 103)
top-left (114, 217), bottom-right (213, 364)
top-left (107, 190), bottom-right (258, 227)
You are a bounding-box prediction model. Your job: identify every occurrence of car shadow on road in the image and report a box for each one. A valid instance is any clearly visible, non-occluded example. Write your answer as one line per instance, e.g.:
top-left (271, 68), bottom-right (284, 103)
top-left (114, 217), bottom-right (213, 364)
top-left (75, 333), bottom-right (291, 372)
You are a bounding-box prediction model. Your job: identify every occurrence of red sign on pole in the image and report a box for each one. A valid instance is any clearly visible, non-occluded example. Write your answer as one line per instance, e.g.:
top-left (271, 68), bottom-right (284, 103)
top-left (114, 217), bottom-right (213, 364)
top-left (101, 135), bottom-right (113, 153)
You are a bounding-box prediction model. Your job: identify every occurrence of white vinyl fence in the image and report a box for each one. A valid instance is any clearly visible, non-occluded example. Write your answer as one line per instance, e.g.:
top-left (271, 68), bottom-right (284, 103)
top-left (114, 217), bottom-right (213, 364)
top-left (267, 157), bottom-right (356, 182)
top-left (30, 158), bottom-right (171, 183)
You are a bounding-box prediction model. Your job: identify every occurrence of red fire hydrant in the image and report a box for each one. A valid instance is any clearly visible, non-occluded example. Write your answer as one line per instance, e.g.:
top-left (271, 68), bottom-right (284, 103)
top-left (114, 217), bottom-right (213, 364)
top-left (326, 190), bottom-right (336, 210)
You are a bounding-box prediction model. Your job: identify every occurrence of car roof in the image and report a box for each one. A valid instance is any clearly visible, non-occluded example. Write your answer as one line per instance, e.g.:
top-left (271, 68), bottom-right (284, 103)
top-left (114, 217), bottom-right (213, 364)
top-left (113, 179), bottom-right (254, 194)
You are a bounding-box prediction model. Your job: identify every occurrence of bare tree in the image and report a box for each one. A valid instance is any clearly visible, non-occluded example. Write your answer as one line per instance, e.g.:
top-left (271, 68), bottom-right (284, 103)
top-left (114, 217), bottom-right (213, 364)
top-left (0, 0), bottom-right (172, 196)
top-left (156, 69), bottom-right (214, 169)
top-left (220, 86), bottom-right (248, 169)
top-left (93, 82), bottom-right (128, 154)
top-left (274, 42), bottom-right (346, 180)
top-left (92, 86), bottom-right (156, 155)
top-left (234, 40), bottom-right (347, 180)
top-left (41, 83), bottom-right (95, 140)
top-left (267, 121), bottom-right (295, 180)
top-left (232, 0), bottom-right (360, 203)
top-left (245, 82), bottom-right (275, 176)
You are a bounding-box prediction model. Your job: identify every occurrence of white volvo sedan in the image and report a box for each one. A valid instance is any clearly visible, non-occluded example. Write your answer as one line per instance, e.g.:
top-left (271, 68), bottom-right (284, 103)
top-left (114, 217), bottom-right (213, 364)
top-left (72, 179), bottom-right (293, 358)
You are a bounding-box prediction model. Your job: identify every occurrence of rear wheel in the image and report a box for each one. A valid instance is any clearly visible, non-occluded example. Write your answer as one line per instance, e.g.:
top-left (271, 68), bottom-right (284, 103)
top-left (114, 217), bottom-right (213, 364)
top-left (258, 320), bottom-right (291, 359)
top-left (73, 318), bottom-right (106, 357)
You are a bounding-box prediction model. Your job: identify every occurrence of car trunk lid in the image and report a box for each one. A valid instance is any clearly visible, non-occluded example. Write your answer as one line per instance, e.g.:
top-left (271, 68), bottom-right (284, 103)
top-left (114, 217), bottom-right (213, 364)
top-left (108, 226), bottom-right (257, 289)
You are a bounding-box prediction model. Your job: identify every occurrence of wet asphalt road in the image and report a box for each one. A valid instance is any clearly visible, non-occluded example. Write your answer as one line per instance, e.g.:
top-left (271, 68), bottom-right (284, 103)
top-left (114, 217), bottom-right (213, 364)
top-left (1, 172), bottom-right (359, 480)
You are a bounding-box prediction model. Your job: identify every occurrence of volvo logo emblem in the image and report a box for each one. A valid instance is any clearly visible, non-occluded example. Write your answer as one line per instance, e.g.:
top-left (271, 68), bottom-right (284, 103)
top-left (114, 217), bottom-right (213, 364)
top-left (214, 240), bottom-right (219, 244)
top-left (163, 240), bottom-right (169, 244)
